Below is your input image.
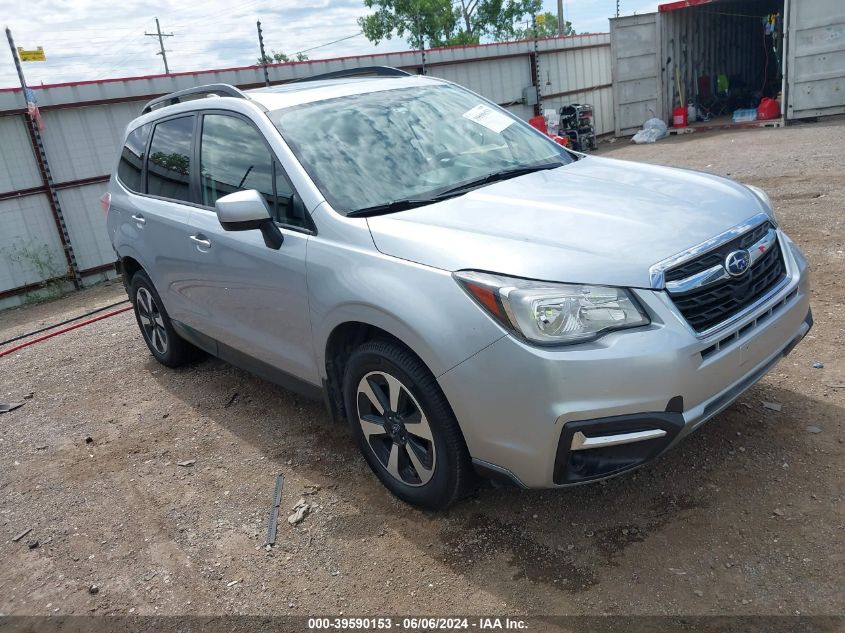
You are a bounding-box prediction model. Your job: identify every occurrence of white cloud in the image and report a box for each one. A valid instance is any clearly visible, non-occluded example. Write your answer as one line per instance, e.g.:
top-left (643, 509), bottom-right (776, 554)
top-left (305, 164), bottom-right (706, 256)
top-left (1, 0), bottom-right (404, 88)
top-left (543, 0), bottom-right (660, 33)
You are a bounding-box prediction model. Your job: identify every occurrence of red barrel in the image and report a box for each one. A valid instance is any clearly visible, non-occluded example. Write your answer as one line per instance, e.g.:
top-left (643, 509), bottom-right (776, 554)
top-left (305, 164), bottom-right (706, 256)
top-left (757, 98), bottom-right (781, 120)
top-left (528, 115), bottom-right (548, 134)
top-left (672, 106), bottom-right (688, 128)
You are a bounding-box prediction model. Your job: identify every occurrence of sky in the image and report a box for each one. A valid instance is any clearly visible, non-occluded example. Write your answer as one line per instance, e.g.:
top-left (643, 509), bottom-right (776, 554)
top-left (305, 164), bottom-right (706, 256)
top-left (1, 0), bottom-right (659, 89)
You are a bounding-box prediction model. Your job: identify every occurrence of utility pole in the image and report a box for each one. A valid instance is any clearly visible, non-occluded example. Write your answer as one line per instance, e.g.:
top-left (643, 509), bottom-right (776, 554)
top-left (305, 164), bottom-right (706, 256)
top-left (257, 20), bottom-right (270, 87)
top-left (145, 18), bottom-right (173, 74)
top-left (557, 0), bottom-right (565, 35)
top-left (415, 15), bottom-right (426, 75)
top-left (616, 0), bottom-right (620, 18)
top-left (5, 27), bottom-right (82, 289)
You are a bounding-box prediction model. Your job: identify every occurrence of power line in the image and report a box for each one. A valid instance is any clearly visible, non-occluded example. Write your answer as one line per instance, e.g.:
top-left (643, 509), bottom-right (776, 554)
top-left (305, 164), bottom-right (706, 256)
top-left (168, 0), bottom-right (264, 29)
top-left (297, 31), bottom-right (363, 55)
top-left (4, 22), bottom-right (372, 85)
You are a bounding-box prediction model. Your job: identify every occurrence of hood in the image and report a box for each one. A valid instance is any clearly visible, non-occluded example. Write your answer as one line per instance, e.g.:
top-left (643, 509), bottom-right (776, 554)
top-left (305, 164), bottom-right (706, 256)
top-left (366, 156), bottom-right (768, 289)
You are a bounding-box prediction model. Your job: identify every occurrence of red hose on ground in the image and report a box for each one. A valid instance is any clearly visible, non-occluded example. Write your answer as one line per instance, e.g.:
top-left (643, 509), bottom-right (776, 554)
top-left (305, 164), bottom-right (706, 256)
top-left (0, 305), bottom-right (132, 359)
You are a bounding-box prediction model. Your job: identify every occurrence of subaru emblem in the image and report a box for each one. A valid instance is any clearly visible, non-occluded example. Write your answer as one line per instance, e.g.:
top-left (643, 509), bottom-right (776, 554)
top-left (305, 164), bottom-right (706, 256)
top-left (725, 249), bottom-right (751, 277)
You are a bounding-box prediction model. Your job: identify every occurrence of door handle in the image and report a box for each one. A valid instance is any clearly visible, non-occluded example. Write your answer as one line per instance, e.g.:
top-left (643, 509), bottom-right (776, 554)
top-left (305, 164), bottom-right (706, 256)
top-left (131, 214), bottom-right (146, 225)
top-left (189, 234), bottom-right (212, 249)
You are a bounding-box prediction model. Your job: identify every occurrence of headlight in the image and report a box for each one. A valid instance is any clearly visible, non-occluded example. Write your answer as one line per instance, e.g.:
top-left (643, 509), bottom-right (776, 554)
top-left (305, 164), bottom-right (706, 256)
top-left (453, 271), bottom-right (650, 345)
top-left (746, 184), bottom-right (778, 225)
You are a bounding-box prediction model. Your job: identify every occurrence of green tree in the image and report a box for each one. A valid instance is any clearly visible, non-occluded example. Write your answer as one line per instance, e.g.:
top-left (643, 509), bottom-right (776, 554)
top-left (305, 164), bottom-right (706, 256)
top-left (359, 0), bottom-right (458, 49)
top-left (257, 50), bottom-right (309, 65)
top-left (359, 0), bottom-right (542, 49)
top-left (150, 151), bottom-right (189, 175)
top-left (514, 11), bottom-right (575, 39)
top-left (473, 0), bottom-right (543, 41)
top-left (445, 30), bottom-right (480, 46)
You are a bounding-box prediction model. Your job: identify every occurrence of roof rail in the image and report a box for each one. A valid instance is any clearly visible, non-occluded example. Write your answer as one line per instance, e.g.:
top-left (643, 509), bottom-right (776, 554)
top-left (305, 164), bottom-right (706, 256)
top-left (141, 83), bottom-right (248, 114)
top-left (290, 66), bottom-right (412, 84)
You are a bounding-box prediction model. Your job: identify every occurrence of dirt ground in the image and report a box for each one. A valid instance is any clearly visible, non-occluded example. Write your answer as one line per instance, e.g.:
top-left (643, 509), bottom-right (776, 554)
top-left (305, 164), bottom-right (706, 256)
top-left (0, 119), bottom-right (843, 621)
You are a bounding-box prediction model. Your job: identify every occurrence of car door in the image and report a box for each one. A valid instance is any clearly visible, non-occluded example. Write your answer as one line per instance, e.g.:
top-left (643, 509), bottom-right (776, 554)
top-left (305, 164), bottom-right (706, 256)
top-left (115, 115), bottom-right (198, 323)
top-left (182, 111), bottom-right (319, 384)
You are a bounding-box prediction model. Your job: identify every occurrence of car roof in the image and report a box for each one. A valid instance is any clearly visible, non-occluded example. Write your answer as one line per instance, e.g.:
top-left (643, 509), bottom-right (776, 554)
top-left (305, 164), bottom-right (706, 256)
top-left (246, 75), bottom-right (444, 111)
top-left (127, 73), bottom-right (449, 133)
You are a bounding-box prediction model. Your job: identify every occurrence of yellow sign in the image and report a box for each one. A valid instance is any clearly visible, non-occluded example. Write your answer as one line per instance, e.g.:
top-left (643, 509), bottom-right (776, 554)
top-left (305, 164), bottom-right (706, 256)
top-left (17, 47), bottom-right (46, 62)
top-left (535, 14), bottom-right (546, 24)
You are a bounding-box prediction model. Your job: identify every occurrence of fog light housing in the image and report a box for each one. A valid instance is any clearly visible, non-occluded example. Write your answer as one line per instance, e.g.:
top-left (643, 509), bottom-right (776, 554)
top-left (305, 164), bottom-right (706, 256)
top-left (554, 412), bottom-right (685, 484)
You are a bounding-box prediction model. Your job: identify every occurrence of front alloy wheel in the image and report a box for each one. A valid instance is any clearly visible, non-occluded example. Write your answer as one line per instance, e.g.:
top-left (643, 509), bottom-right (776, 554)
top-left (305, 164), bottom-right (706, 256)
top-left (342, 340), bottom-right (474, 510)
top-left (357, 371), bottom-right (436, 486)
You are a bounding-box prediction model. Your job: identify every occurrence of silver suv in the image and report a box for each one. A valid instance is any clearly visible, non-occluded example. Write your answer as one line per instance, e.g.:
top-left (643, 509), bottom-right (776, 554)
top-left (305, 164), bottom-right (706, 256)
top-left (106, 67), bottom-right (811, 509)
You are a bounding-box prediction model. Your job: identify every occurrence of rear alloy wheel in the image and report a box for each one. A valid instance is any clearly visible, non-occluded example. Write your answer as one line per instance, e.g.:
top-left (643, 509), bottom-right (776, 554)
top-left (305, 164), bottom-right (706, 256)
top-left (136, 287), bottom-right (168, 356)
top-left (129, 270), bottom-right (198, 368)
top-left (343, 340), bottom-right (474, 510)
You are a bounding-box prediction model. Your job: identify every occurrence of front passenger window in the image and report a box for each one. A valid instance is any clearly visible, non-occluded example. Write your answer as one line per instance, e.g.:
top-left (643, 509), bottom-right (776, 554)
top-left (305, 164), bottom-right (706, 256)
top-left (200, 114), bottom-right (307, 228)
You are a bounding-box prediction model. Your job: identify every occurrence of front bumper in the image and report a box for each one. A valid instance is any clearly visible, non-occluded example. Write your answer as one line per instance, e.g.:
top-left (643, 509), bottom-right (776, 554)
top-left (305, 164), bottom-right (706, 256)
top-left (437, 232), bottom-right (811, 489)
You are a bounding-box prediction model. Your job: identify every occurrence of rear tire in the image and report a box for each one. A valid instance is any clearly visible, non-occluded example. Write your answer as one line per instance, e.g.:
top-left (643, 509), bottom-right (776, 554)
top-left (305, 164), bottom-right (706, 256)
top-left (129, 270), bottom-right (198, 368)
top-left (342, 340), bottom-right (474, 510)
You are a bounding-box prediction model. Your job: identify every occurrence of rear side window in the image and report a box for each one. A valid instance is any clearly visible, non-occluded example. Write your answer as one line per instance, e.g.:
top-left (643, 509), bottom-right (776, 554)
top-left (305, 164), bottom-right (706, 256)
top-left (200, 114), bottom-right (307, 228)
top-left (147, 116), bottom-right (194, 203)
top-left (117, 123), bottom-right (150, 193)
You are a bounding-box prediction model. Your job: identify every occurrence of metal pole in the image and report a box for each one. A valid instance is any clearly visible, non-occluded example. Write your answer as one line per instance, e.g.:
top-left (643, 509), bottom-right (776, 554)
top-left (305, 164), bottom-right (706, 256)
top-left (533, 13), bottom-right (542, 113)
top-left (257, 20), bottom-right (270, 87)
top-left (415, 15), bottom-right (426, 75)
top-left (616, 0), bottom-right (620, 18)
top-left (557, 0), bottom-right (565, 35)
top-left (5, 27), bottom-right (82, 289)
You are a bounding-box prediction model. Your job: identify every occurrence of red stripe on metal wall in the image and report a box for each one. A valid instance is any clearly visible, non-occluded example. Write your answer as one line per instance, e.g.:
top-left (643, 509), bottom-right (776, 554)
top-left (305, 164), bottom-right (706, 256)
top-left (659, 0), bottom-right (718, 12)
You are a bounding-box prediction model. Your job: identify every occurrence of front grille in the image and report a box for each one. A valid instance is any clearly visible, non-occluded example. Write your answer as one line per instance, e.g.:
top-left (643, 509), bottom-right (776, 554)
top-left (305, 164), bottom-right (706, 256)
top-left (666, 224), bottom-right (787, 332)
top-left (664, 222), bottom-right (772, 283)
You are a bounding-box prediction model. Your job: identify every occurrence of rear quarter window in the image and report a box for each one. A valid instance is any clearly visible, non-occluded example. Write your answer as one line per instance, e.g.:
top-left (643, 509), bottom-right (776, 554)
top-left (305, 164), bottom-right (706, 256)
top-left (117, 123), bottom-right (151, 193)
top-left (146, 116), bottom-right (195, 203)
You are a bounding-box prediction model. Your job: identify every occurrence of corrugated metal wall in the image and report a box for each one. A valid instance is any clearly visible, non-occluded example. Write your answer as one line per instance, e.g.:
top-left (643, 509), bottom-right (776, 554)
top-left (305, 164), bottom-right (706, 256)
top-left (0, 115), bottom-right (41, 191)
top-left (786, 0), bottom-right (845, 119)
top-left (0, 190), bottom-right (67, 293)
top-left (0, 113), bottom-right (70, 298)
top-left (0, 34), bottom-right (612, 308)
top-left (610, 13), bottom-right (662, 135)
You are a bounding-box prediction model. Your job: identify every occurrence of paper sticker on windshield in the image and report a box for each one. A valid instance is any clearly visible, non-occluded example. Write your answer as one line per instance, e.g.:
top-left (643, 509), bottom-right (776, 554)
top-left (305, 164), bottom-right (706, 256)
top-left (462, 104), bottom-right (514, 134)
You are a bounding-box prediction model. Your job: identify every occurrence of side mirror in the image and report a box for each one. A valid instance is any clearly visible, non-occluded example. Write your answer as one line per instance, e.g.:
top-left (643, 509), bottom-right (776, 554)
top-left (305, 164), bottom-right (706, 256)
top-left (215, 189), bottom-right (283, 250)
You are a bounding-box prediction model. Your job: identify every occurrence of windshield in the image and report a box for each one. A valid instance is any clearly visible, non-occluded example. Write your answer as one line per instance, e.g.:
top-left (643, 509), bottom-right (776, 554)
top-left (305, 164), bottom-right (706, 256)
top-left (270, 84), bottom-right (574, 215)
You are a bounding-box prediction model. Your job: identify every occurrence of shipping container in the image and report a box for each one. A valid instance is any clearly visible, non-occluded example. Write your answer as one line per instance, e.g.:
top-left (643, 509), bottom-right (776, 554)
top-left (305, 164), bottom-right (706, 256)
top-left (610, 0), bottom-right (845, 134)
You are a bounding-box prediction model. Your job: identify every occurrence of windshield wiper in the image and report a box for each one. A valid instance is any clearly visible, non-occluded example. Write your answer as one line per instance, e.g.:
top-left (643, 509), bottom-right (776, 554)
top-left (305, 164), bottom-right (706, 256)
top-left (436, 162), bottom-right (563, 197)
top-left (346, 193), bottom-right (463, 217)
top-left (345, 162), bottom-right (563, 218)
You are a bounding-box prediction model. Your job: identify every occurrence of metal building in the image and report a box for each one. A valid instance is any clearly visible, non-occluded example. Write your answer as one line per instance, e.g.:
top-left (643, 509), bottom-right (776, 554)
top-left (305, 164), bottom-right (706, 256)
top-left (0, 34), bottom-right (613, 308)
top-left (610, 0), bottom-right (845, 135)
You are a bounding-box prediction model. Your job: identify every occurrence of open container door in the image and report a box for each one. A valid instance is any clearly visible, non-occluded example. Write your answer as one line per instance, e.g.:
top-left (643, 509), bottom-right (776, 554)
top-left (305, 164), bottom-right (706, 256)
top-left (786, 0), bottom-right (845, 120)
top-left (610, 13), bottom-right (664, 136)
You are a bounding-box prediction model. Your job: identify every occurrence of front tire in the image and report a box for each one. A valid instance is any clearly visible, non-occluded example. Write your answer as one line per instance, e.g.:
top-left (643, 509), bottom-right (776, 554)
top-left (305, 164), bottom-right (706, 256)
top-left (129, 271), bottom-right (198, 367)
top-left (342, 340), bottom-right (474, 510)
